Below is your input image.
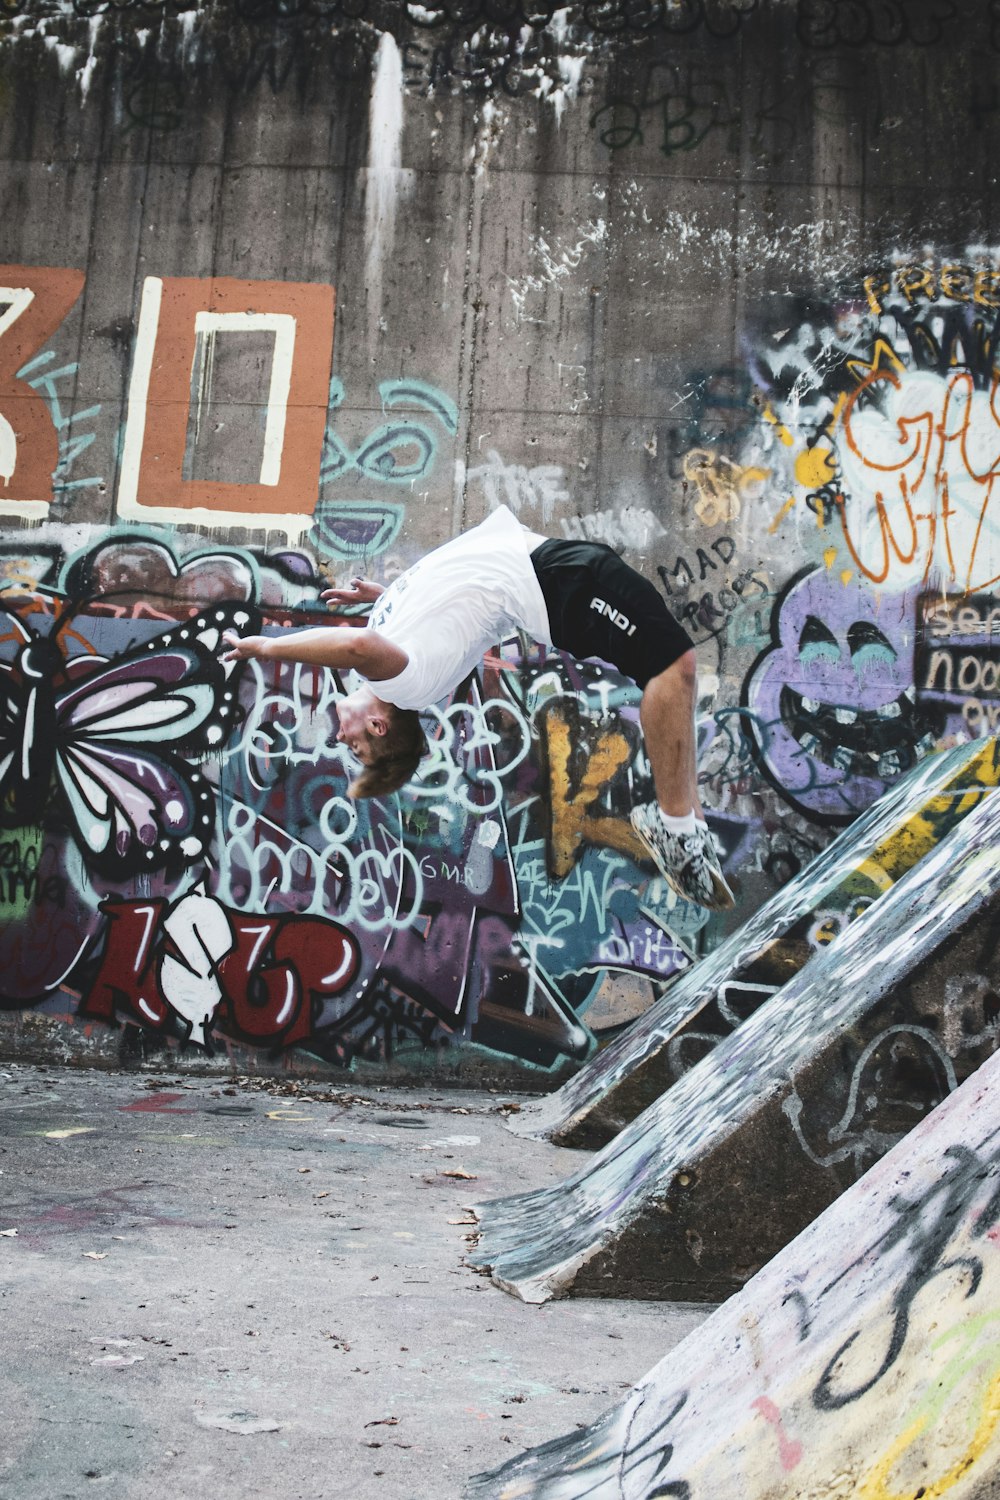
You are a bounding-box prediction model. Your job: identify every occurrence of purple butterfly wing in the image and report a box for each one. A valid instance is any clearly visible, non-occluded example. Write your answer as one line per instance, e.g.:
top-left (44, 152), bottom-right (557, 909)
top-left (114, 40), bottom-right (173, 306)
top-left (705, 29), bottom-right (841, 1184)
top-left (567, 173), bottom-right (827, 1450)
top-left (55, 740), bottom-right (216, 875)
top-left (52, 603), bottom-right (259, 877)
top-left (57, 604), bottom-right (255, 753)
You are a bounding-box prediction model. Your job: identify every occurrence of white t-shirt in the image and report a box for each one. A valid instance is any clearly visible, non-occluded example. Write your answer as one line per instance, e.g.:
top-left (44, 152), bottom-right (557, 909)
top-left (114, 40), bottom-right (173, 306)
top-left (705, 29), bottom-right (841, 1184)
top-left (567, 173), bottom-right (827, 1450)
top-left (362, 506), bottom-right (552, 709)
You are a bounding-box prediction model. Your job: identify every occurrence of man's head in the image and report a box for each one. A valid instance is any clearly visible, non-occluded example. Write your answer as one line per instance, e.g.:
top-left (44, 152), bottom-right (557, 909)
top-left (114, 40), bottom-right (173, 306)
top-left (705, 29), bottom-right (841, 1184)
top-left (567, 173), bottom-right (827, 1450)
top-left (336, 685), bottom-right (428, 799)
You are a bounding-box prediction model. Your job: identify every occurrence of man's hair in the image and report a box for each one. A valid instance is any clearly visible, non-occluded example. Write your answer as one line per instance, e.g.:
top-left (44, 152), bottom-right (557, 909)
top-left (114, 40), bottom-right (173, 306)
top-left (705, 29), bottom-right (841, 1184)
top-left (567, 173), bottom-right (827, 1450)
top-left (348, 706), bottom-right (428, 800)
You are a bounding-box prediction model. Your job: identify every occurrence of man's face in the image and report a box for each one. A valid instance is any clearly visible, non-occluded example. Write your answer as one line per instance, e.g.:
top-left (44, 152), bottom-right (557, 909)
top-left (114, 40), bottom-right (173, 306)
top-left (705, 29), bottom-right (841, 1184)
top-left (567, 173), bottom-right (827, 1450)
top-left (336, 689), bottom-right (379, 764)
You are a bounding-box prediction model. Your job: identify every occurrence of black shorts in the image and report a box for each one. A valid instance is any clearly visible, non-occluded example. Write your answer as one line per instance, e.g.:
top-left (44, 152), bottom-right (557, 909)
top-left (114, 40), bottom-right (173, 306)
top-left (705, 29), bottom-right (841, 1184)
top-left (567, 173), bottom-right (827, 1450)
top-left (530, 539), bottom-right (692, 690)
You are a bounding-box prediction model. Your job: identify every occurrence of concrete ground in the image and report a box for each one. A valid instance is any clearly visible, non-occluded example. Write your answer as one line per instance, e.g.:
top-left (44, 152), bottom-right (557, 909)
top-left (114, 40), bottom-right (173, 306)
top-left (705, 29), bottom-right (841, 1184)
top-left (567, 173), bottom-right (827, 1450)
top-left (0, 1063), bottom-right (711, 1500)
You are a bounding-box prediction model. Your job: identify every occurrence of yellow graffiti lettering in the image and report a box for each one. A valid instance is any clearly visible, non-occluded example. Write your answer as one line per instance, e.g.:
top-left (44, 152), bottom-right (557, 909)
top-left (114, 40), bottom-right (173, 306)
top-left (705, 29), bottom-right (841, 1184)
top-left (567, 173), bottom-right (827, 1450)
top-left (844, 337), bottom-right (906, 388)
top-left (974, 270), bottom-right (1000, 308)
top-left (794, 445), bottom-right (836, 490)
top-left (864, 274), bottom-right (891, 316)
top-left (897, 265), bottom-right (937, 306)
top-left (867, 739), bottom-right (1000, 884)
top-left (858, 1369), bottom-right (1000, 1500)
top-left (540, 701), bottom-right (638, 879)
top-left (859, 264), bottom-right (1000, 314)
top-left (682, 448), bottom-right (770, 527)
top-left (940, 265), bottom-right (974, 304)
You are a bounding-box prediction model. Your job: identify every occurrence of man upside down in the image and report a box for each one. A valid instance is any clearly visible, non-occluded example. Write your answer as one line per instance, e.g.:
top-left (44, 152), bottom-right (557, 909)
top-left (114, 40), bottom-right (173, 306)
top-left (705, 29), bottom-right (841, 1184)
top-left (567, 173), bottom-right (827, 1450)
top-left (224, 504), bottom-right (734, 911)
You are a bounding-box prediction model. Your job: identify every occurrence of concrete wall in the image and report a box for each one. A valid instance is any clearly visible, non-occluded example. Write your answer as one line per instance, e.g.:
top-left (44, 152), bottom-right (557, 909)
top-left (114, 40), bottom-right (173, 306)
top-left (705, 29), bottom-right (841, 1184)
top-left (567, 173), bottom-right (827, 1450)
top-left (0, 0), bottom-right (997, 1077)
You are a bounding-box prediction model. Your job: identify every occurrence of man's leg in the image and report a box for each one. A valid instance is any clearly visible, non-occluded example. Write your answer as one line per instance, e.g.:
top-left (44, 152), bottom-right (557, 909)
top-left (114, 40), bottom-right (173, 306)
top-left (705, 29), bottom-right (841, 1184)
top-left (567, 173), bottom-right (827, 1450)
top-left (639, 648), bottom-right (702, 818)
top-left (632, 650), bottom-right (734, 911)
top-left (528, 537), bottom-right (733, 910)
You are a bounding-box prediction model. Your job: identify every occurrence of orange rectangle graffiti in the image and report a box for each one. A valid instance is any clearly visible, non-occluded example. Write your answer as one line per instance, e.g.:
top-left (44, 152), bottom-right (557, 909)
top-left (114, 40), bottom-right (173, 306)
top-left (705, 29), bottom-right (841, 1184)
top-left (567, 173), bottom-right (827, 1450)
top-left (117, 275), bottom-right (335, 532)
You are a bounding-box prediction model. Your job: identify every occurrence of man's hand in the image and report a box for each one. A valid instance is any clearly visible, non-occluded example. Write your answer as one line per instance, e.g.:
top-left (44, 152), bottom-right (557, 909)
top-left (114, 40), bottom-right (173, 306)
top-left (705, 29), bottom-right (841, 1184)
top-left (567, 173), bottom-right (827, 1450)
top-left (321, 577), bottom-right (384, 610)
top-left (222, 630), bottom-right (269, 662)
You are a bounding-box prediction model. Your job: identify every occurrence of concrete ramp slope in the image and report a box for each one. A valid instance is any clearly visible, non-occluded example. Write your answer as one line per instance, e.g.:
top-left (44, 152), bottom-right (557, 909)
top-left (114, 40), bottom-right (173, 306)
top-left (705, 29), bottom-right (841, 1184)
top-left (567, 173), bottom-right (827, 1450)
top-left (468, 783), bottom-right (1000, 1303)
top-left (467, 1048), bottom-right (1000, 1500)
top-left (511, 737), bottom-right (1000, 1149)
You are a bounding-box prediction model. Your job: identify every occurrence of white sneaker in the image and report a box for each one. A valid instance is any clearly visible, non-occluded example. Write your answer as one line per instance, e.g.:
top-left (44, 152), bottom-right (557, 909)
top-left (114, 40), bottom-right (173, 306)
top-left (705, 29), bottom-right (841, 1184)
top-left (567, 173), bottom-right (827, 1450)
top-left (629, 805), bottom-right (735, 912)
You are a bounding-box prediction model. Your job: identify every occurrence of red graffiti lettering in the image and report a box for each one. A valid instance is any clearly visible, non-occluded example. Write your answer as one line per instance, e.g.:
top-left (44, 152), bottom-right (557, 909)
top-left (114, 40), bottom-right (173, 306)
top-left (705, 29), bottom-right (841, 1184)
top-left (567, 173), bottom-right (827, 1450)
top-left (82, 897), bottom-right (358, 1051)
top-left (218, 913), bottom-right (358, 1046)
top-left (83, 899), bottom-right (170, 1026)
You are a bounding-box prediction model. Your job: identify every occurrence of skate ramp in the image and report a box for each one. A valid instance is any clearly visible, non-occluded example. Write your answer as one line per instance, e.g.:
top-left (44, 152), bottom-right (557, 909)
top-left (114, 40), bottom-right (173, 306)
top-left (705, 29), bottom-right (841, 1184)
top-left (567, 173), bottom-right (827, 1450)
top-left (511, 738), bottom-right (1000, 1149)
top-left (468, 1046), bottom-right (1000, 1500)
top-left (468, 782), bottom-right (1000, 1302)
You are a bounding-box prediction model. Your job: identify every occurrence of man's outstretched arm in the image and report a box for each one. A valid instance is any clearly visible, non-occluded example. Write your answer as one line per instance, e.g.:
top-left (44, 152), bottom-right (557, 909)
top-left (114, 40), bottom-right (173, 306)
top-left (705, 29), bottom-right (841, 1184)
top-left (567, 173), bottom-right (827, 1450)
top-left (222, 626), bottom-right (407, 680)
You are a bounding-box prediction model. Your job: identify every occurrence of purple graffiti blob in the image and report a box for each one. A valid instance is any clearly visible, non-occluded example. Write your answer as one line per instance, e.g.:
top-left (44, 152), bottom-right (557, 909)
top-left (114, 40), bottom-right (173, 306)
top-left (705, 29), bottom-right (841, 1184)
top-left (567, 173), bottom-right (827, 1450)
top-left (744, 567), bottom-right (932, 823)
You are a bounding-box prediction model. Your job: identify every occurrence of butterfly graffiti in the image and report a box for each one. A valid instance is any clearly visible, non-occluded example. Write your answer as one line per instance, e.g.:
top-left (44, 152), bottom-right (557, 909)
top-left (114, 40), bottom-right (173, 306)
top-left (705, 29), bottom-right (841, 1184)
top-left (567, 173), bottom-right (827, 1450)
top-left (0, 601), bottom-right (260, 878)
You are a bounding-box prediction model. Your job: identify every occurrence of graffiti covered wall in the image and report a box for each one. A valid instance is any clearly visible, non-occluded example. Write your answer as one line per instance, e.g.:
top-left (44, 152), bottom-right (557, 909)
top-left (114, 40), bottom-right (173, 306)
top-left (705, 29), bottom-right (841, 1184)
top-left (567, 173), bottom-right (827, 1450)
top-left (0, 0), bottom-right (997, 1077)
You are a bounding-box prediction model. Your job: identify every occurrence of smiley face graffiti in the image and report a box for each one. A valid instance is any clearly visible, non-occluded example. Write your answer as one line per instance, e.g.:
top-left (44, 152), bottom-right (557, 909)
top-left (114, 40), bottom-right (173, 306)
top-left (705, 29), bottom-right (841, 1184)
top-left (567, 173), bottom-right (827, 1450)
top-left (743, 567), bottom-right (934, 824)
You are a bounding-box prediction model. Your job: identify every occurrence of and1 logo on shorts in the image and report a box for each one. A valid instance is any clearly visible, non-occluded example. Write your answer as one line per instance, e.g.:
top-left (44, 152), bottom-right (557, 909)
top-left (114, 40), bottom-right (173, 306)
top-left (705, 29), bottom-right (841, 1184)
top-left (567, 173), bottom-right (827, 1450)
top-left (590, 596), bottom-right (638, 637)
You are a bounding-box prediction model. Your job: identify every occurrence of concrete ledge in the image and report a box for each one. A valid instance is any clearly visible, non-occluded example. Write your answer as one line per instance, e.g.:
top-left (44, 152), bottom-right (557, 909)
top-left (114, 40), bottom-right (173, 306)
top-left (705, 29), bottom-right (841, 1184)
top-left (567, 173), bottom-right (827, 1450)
top-left (468, 783), bottom-right (1000, 1302)
top-left (469, 1046), bottom-right (1000, 1499)
top-left (509, 739), bottom-right (1000, 1149)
